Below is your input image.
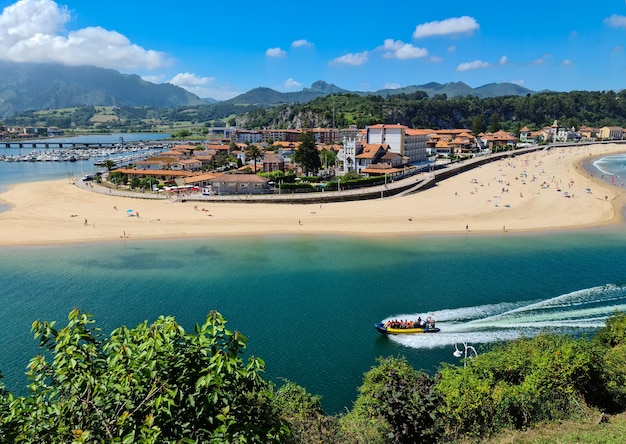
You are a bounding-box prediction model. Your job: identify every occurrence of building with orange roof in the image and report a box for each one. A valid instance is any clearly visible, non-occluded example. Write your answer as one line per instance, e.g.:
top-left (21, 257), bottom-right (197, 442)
top-left (135, 160), bottom-right (165, 170)
top-left (114, 168), bottom-right (197, 183)
top-left (478, 130), bottom-right (518, 150)
top-left (578, 126), bottom-right (599, 141)
top-left (355, 143), bottom-right (389, 174)
top-left (262, 153), bottom-right (285, 173)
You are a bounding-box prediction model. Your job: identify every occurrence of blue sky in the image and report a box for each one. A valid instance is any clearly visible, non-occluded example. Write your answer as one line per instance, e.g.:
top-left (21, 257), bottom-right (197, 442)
top-left (1, 0), bottom-right (625, 100)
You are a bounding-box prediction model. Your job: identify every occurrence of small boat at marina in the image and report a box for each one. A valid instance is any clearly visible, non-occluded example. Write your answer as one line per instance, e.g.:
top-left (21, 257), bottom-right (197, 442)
top-left (374, 317), bottom-right (440, 335)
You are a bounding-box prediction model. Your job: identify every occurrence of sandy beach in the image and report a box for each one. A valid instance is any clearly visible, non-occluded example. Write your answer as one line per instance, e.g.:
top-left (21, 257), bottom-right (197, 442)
top-left (1, 143), bottom-right (625, 245)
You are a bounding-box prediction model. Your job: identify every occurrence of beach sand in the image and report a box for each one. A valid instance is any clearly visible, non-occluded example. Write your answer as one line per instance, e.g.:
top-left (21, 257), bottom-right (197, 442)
top-left (1, 143), bottom-right (625, 245)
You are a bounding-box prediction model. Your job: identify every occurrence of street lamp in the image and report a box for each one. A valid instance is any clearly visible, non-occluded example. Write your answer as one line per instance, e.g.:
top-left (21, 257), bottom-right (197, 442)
top-left (453, 342), bottom-right (478, 367)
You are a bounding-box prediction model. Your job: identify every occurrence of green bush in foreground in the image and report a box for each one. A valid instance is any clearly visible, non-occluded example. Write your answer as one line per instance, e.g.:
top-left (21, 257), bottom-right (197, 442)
top-left (436, 334), bottom-right (597, 439)
top-left (346, 356), bottom-right (441, 443)
top-left (0, 309), bottom-right (287, 443)
top-left (2, 310), bottom-right (626, 443)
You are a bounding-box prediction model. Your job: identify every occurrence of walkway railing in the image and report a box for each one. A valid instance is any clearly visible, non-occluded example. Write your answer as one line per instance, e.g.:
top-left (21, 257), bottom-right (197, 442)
top-left (74, 141), bottom-right (626, 204)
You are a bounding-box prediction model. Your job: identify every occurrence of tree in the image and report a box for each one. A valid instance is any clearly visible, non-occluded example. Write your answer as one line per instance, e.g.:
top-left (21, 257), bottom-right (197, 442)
top-left (246, 144), bottom-right (264, 173)
top-left (2, 309), bottom-right (287, 443)
top-left (347, 356), bottom-right (441, 444)
top-left (102, 159), bottom-right (116, 171)
top-left (108, 171), bottom-right (128, 187)
top-left (320, 149), bottom-right (337, 171)
top-left (488, 113), bottom-right (501, 133)
top-left (293, 130), bottom-right (321, 175)
top-left (471, 115), bottom-right (486, 136)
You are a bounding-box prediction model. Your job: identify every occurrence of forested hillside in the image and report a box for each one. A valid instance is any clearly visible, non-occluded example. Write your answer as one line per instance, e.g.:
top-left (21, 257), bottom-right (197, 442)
top-left (5, 90), bottom-right (626, 134)
top-left (236, 90), bottom-right (626, 131)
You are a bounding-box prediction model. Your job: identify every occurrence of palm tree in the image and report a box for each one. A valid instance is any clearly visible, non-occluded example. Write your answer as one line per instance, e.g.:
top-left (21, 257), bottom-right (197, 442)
top-left (246, 145), bottom-right (263, 173)
top-left (102, 159), bottom-right (116, 171)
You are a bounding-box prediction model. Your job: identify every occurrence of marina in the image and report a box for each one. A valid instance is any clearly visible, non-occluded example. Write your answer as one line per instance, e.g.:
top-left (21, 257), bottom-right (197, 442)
top-left (0, 133), bottom-right (171, 179)
top-left (0, 143), bottom-right (170, 164)
top-left (0, 144), bottom-right (169, 166)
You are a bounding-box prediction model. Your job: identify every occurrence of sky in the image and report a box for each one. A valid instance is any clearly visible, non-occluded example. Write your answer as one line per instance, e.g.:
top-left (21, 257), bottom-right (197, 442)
top-left (1, 0), bottom-right (625, 101)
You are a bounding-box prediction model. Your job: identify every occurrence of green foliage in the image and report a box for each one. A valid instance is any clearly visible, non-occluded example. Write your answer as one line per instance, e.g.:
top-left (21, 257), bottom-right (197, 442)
top-left (279, 182), bottom-right (313, 192)
top-left (348, 356), bottom-right (441, 443)
top-left (139, 176), bottom-right (158, 190)
top-left (108, 171), bottom-right (128, 186)
top-left (488, 112), bottom-right (501, 132)
top-left (472, 114), bottom-right (486, 136)
top-left (174, 128), bottom-right (191, 138)
top-left (246, 144), bottom-right (263, 171)
top-left (591, 312), bottom-right (626, 411)
top-left (320, 149), bottom-right (337, 168)
top-left (332, 174), bottom-right (385, 190)
top-left (593, 311), bottom-right (626, 348)
top-left (293, 131), bottom-right (321, 175)
top-left (2, 309), bottom-right (286, 443)
top-left (436, 334), bottom-right (596, 439)
top-left (272, 381), bottom-right (345, 444)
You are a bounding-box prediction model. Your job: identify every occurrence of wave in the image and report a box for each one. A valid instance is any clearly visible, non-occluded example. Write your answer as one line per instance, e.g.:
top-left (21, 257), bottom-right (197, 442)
top-left (382, 284), bottom-right (626, 350)
top-left (593, 155), bottom-right (626, 177)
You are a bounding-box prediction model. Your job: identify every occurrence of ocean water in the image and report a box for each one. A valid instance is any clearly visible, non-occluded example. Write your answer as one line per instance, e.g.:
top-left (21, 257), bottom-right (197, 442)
top-left (1, 147), bottom-right (626, 414)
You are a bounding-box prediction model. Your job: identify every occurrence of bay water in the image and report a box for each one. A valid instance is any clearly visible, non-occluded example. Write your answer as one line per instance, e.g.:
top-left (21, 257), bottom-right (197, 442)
top-left (1, 143), bottom-right (626, 414)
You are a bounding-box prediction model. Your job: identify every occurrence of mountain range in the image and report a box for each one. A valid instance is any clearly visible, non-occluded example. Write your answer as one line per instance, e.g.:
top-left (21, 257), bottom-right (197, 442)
top-left (0, 61), bottom-right (535, 119)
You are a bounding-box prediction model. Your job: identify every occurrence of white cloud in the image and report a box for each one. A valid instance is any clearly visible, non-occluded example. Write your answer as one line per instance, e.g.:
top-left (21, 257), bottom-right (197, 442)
top-left (430, 56), bottom-right (443, 63)
top-left (142, 75), bottom-right (166, 84)
top-left (413, 16), bottom-right (479, 39)
top-left (291, 39), bottom-right (313, 48)
top-left (266, 47), bottom-right (287, 57)
top-left (0, 0), bottom-right (170, 70)
top-left (282, 78), bottom-right (302, 90)
top-left (499, 56), bottom-right (508, 65)
top-left (456, 59), bottom-right (491, 71)
top-left (381, 39), bottom-right (428, 60)
top-left (169, 72), bottom-right (216, 88)
top-left (383, 83), bottom-right (401, 89)
top-left (530, 55), bottom-right (548, 65)
top-left (510, 79), bottom-right (525, 85)
top-left (331, 51), bottom-right (368, 66)
top-left (448, 45), bottom-right (457, 52)
top-left (604, 14), bottom-right (626, 28)
top-left (158, 72), bottom-right (241, 100)
top-left (561, 59), bottom-right (574, 66)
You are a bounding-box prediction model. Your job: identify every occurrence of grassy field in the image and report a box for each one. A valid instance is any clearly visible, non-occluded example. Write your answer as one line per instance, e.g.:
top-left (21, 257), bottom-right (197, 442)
top-left (473, 412), bottom-right (626, 444)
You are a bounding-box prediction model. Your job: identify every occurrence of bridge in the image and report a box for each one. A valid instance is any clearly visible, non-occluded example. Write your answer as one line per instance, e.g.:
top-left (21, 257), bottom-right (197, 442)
top-left (1, 141), bottom-right (170, 149)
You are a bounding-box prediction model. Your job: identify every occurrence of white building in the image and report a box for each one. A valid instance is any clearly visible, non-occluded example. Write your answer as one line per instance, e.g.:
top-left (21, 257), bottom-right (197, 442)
top-left (365, 124), bottom-right (429, 164)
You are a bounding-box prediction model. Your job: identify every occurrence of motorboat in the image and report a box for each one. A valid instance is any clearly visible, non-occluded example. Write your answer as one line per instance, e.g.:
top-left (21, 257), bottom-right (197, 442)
top-left (374, 317), bottom-right (440, 335)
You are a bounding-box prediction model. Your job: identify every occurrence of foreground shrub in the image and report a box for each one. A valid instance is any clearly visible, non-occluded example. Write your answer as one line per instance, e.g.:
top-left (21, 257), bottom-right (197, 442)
top-left (436, 333), bottom-right (595, 439)
top-left (347, 356), bottom-right (441, 443)
top-left (592, 312), bottom-right (626, 412)
top-left (273, 381), bottom-right (341, 443)
top-left (2, 309), bottom-right (287, 443)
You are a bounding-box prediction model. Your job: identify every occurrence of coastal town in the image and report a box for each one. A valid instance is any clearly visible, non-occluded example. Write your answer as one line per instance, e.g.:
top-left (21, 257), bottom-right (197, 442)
top-left (3, 121), bottom-right (624, 197)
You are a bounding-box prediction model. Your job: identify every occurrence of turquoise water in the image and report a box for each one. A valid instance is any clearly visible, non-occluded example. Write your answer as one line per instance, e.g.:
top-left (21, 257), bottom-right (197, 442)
top-left (2, 149), bottom-right (626, 414)
top-left (2, 231), bottom-right (626, 414)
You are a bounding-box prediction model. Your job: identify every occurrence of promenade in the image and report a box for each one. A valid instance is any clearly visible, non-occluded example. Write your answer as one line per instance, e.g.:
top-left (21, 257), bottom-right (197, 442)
top-left (73, 141), bottom-right (621, 204)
